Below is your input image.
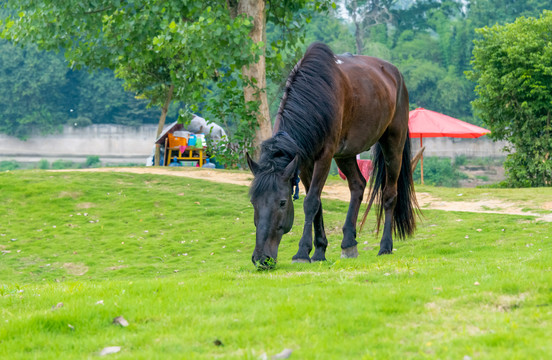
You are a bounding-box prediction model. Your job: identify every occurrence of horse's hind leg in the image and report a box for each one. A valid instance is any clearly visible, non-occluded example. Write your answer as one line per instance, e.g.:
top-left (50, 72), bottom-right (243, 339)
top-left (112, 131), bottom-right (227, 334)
top-left (377, 130), bottom-right (406, 255)
top-left (335, 157), bottom-right (367, 258)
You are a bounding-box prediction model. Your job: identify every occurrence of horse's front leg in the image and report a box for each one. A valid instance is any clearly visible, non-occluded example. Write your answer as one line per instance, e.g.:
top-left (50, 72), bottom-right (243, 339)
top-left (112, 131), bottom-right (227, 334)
top-left (311, 203), bottom-right (328, 262)
top-left (335, 157), bottom-right (367, 258)
top-left (292, 159), bottom-right (331, 263)
top-left (295, 173), bottom-right (328, 262)
top-left (291, 193), bottom-right (319, 263)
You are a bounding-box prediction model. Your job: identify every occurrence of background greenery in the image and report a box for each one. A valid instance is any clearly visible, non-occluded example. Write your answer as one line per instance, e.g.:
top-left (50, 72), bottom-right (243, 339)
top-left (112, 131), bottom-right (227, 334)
top-left (0, 156), bottom-right (138, 172)
top-left (0, 39), bottom-right (173, 138)
top-left (1, 170), bottom-right (551, 358)
top-left (1, 1), bottom-right (551, 184)
top-left (2, 0), bottom-right (550, 138)
top-left (467, 10), bottom-right (552, 187)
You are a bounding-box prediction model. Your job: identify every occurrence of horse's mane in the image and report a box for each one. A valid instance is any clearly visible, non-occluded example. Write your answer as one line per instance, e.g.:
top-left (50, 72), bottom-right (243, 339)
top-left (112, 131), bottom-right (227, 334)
top-left (250, 42), bottom-right (339, 198)
top-left (249, 132), bottom-right (299, 199)
top-left (275, 42), bottom-right (339, 161)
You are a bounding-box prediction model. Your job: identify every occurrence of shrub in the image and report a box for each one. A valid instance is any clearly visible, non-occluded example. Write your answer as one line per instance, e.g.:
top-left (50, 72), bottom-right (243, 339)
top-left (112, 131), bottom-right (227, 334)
top-left (479, 180), bottom-right (510, 188)
top-left (454, 155), bottom-right (467, 167)
top-left (413, 156), bottom-right (468, 187)
top-left (84, 156), bottom-right (101, 168)
top-left (51, 159), bottom-right (78, 169)
top-left (468, 12), bottom-right (552, 187)
top-left (37, 159), bottom-right (50, 169)
top-left (0, 160), bottom-right (19, 171)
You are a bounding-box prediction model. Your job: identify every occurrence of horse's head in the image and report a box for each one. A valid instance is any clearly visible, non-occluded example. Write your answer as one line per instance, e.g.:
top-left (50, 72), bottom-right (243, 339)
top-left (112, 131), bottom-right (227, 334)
top-left (247, 152), bottom-right (298, 269)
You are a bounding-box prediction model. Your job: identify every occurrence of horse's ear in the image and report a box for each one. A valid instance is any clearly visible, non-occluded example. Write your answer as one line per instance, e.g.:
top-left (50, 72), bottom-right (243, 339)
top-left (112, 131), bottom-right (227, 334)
top-left (282, 155), bottom-right (299, 181)
top-left (246, 152), bottom-right (260, 175)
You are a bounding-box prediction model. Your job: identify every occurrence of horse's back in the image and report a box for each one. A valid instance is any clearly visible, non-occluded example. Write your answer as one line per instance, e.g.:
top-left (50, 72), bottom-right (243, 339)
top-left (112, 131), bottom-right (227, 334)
top-left (334, 54), bottom-right (408, 156)
top-left (336, 54), bottom-right (403, 101)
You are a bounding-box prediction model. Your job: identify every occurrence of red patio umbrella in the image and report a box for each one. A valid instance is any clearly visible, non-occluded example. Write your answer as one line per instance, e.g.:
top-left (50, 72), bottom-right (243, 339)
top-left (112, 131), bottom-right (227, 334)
top-left (408, 108), bottom-right (491, 184)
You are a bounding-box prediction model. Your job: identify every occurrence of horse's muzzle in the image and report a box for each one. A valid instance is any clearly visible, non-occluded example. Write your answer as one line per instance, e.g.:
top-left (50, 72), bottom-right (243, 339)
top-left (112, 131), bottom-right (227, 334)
top-left (251, 253), bottom-right (277, 270)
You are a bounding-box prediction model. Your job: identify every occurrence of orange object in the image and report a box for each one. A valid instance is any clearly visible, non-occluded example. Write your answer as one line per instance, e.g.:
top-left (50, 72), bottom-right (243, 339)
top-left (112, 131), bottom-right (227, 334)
top-left (168, 133), bottom-right (187, 148)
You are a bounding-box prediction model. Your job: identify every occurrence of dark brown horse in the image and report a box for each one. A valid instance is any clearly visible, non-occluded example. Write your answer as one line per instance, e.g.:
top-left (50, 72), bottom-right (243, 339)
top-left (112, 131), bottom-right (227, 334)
top-left (247, 42), bottom-right (418, 268)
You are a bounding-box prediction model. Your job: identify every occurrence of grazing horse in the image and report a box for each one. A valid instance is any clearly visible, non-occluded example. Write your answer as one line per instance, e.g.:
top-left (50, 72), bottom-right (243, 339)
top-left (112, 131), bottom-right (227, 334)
top-left (247, 42), bottom-right (418, 267)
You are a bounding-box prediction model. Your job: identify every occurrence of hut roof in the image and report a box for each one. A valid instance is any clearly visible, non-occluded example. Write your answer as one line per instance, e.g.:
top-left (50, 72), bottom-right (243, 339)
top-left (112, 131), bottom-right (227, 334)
top-left (155, 121), bottom-right (184, 145)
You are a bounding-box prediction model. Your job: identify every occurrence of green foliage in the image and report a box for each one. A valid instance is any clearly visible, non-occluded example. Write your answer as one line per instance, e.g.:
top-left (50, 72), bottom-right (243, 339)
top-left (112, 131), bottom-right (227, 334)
top-left (2, 0), bottom-right (551, 149)
top-left (467, 0), bottom-right (552, 28)
top-left (454, 154), bottom-right (468, 166)
top-left (0, 39), bottom-right (169, 137)
top-left (201, 79), bottom-right (258, 168)
top-left (0, 1), bottom-right (261, 127)
top-left (84, 156), bottom-right (101, 168)
top-left (413, 156), bottom-right (468, 187)
top-left (0, 40), bottom-right (67, 138)
top-left (37, 159), bottom-right (49, 170)
top-left (388, 6), bottom-right (477, 121)
top-left (303, 10), bottom-right (355, 55)
top-left (0, 160), bottom-right (19, 171)
top-left (460, 156), bottom-right (506, 167)
top-left (334, 0), bottom-right (551, 124)
top-left (51, 160), bottom-right (78, 170)
top-left (467, 11), bottom-right (552, 187)
top-left (1, 0), bottom-right (334, 159)
top-left (74, 70), bottom-right (161, 126)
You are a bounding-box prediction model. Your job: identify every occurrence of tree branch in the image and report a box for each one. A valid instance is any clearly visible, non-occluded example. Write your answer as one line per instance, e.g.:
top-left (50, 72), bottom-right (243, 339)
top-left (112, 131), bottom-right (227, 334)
top-left (84, 6), bottom-right (115, 15)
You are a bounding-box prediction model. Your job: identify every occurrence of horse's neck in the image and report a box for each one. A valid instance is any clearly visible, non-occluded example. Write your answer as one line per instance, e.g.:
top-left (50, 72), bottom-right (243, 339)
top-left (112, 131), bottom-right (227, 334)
top-left (272, 121), bottom-right (281, 134)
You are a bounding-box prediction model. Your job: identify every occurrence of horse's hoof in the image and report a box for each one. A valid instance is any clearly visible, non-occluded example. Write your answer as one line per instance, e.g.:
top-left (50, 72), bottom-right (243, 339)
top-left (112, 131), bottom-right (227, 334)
top-left (311, 249), bottom-right (327, 262)
top-left (377, 249), bottom-right (393, 256)
top-left (341, 246), bottom-right (358, 259)
top-left (292, 258), bottom-right (311, 264)
top-left (311, 256), bottom-right (326, 262)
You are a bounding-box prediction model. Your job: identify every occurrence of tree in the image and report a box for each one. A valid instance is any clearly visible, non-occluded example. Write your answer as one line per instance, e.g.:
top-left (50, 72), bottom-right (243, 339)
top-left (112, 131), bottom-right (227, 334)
top-left (304, 8), bottom-right (356, 55)
top-left (0, 39), bottom-right (174, 138)
top-left (467, 0), bottom-right (552, 28)
top-left (342, 0), bottom-right (396, 54)
top-left (1, 1), bottom-right (333, 163)
top-left (0, 40), bottom-right (68, 138)
top-left (467, 11), bottom-right (552, 187)
top-left (392, 0), bottom-right (442, 37)
top-left (75, 70), bottom-right (161, 126)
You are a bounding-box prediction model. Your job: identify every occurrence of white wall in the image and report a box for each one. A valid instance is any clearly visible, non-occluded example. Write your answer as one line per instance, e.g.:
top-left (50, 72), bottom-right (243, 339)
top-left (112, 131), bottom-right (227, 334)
top-left (410, 136), bottom-right (509, 158)
top-left (0, 124), bottom-right (158, 164)
top-left (0, 125), bottom-right (509, 164)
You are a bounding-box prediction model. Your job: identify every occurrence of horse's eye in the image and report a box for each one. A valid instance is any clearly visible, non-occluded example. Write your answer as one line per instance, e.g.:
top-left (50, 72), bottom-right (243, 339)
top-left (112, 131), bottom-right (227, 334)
top-left (279, 200), bottom-right (287, 208)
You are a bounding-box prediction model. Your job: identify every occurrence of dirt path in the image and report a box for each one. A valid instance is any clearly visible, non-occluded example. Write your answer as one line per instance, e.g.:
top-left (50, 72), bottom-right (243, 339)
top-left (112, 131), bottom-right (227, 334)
top-left (57, 167), bottom-right (552, 222)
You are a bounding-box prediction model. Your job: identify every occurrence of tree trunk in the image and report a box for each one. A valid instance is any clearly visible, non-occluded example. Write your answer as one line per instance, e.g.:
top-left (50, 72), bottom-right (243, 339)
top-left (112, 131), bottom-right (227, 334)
top-left (154, 84), bottom-right (175, 166)
top-left (354, 20), bottom-right (364, 54)
top-left (156, 84), bottom-right (175, 138)
top-left (235, 0), bottom-right (272, 153)
top-left (350, 0), bottom-right (364, 54)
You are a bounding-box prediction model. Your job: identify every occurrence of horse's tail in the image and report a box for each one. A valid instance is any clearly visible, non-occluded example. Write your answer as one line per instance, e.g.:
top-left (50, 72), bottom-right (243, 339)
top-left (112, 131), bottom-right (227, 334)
top-left (359, 131), bottom-right (419, 238)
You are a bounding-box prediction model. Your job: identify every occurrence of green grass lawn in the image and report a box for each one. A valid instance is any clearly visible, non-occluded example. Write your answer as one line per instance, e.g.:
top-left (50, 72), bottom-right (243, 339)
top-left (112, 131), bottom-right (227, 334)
top-left (1, 170), bottom-right (551, 359)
